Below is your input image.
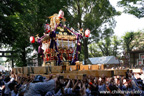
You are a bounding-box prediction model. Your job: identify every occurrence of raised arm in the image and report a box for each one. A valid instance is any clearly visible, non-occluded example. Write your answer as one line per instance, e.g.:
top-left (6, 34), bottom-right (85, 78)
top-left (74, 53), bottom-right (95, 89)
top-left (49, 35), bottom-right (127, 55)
top-left (65, 76), bottom-right (71, 89)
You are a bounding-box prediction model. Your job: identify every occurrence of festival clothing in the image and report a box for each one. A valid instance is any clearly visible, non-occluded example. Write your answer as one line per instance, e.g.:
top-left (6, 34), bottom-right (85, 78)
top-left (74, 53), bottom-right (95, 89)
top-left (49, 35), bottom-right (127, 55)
top-left (24, 79), bottom-right (55, 96)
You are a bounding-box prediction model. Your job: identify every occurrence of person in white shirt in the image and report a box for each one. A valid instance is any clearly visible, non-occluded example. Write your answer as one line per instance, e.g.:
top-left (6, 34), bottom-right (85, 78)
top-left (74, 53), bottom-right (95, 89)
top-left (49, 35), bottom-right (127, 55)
top-left (4, 76), bottom-right (14, 96)
top-left (4, 76), bottom-right (11, 96)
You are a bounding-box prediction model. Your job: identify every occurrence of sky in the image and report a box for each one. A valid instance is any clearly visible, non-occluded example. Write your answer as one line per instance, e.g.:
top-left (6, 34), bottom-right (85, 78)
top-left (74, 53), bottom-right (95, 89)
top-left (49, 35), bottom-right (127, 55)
top-left (109, 0), bottom-right (144, 38)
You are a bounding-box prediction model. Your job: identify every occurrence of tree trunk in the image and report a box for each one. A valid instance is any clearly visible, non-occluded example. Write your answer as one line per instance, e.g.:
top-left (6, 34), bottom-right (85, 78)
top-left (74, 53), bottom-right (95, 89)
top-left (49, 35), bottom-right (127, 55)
top-left (84, 37), bottom-right (88, 65)
top-left (21, 46), bottom-right (27, 66)
top-left (77, 0), bottom-right (88, 64)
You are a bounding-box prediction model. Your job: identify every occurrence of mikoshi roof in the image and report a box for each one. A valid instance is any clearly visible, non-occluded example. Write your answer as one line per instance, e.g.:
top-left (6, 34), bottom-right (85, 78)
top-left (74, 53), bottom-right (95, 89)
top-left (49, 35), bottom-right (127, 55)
top-left (87, 56), bottom-right (119, 65)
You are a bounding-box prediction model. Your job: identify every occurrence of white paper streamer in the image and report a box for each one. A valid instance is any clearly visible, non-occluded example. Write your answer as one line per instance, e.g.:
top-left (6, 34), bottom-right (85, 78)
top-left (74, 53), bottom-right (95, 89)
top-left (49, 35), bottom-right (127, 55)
top-left (68, 39), bottom-right (70, 48)
top-left (72, 47), bottom-right (76, 61)
top-left (72, 41), bottom-right (75, 48)
top-left (41, 42), bottom-right (49, 53)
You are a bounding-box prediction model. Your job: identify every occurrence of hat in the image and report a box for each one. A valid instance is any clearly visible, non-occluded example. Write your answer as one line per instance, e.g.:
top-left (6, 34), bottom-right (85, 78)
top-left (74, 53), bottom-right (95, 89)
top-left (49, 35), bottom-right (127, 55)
top-left (33, 75), bottom-right (45, 82)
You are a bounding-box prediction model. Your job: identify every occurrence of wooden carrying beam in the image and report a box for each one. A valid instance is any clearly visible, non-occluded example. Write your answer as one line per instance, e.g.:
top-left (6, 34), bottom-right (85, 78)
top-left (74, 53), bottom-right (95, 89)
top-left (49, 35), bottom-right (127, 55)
top-left (17, 73), bottom-right (27, 78)
top-left (12, 68), bottom-right (22, 74)
top-left (66, 65), bottom-right (76, 71)
top-left (130, 69), bottom-right (142, 73)
top-left (51, 66), bottom-right (62, 73)
top-left (33, 67), bottom-right (48, 74)
top-left (80, 65), bottom-right (104, 71)
top-left (23, 67), bottom-right (29, 75)
top-left (80, 65), bottom-right (89, 70)
top-left (91, 65), bottom-right (99, 70)
top-left (113, 69), bottom-right (127, 76)
top-left (59, 73), bottom-right (83, 79)
top-left (12, 68), bottom-right (17, 74)
top-left (72, 70), bottom-right (114, 77)
top-left (17, 68), bottom-right (22, 74)
top-left (15, 66), bottom-right (141, 79)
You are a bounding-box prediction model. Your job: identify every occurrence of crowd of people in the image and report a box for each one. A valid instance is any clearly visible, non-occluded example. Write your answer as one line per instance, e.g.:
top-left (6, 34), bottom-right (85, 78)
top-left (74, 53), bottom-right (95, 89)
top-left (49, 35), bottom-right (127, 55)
top-left (0, 70), bottom-right (144, 96)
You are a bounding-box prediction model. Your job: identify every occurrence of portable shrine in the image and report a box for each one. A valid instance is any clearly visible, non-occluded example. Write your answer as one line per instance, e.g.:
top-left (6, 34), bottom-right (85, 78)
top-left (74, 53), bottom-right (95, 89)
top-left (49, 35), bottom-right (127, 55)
top-left (30, 10), bottom-right (90, 66)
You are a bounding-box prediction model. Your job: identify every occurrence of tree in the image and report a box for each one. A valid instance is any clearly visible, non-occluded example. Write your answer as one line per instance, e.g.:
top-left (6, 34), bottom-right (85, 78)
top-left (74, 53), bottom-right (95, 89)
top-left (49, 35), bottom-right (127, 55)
top-left (112, 36), bottom-right (121, 56)
top-left (98, 36), bottom-right (121, 56)
top-left (89, 44), bottom-right (102, 57)
top-left (118, 0), bottom-right (144, 18)
top-left (67, 0), bottom-right (120, 64)
top-left (122, 30), bottom-right (144, 52)
top-left (123, 32), bottom-right (135, 52)
top-left (89, 36), bottom-right (121, 57)
top-left (132, 31), bottom-right (144, 50)
top-left (0, 0), bottom-right (24, 46)
top-left (98, 37), bottom-right (111, 56)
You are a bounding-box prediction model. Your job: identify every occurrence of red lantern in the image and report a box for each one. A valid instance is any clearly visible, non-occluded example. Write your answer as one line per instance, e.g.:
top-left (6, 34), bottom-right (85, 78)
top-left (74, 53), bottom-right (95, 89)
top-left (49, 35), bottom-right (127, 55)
top-left (58, 10), bottom-right (64, 18)
top-left (30, 36), bottom-right (35, 43)
top-left (44, 24), bottom-right (50, 33)
top-left (85, 29), bottom-right (90, 37)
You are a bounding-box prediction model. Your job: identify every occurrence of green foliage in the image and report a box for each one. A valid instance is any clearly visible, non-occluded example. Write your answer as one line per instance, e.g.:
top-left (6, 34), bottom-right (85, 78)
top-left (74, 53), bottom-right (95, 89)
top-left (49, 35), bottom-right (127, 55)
top-left (0, 0), bottom-right (24, 46)
top-left (89, 36), bottom-right (121, 57)
top-left (122, 32), bottom-right (134, 52)
top-left (118, 0), bottom-right (144, 18)
top-left (89, 44), bottom-right (102, 57)
top-left (122, 30), bottom-right (144, 52)
top-left (66, 0), bottom-right (120, 38)
top-left (98, 37), bottom-right (111, 56)
top-left (84, 0), bottom-right (120, 41)
top-left (112, 36), bottom-right (121, 56)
